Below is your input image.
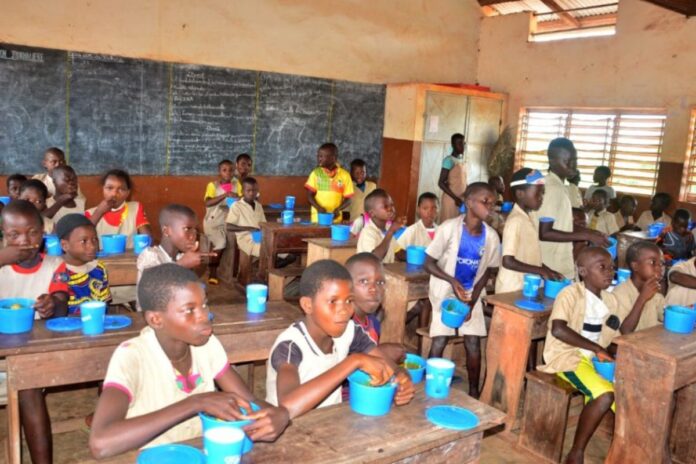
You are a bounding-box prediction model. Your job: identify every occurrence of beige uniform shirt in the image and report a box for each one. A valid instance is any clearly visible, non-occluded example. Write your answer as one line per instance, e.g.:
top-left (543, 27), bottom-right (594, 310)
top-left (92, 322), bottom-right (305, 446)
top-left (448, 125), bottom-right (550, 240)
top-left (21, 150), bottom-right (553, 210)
top-left (103, 327), bottom-right (229, 448)
top-left (589, 210), bottom-right (619, 236)
top-left (614, 212), bottom-right (635, 230)
top-left (567, 183), bottom-right (583, 208)
top-left (42, 215), bottom-right (54, 234)
top-left (203, 181), bottom-right (230, 250)
top-left (636, 211), bottom-right (672, 231)
top-left (46, 197), bottom-right (86, 224)
top-left (349, 181), bottom-right (377, 222)
top-left (666, 258), bottom-right (696, 307)
top-left (495, 204), bottom-right (543, 294)
top-left (540, 282), bottom-right (619, 373)
top-left (611, 279), bottom-right (664, 332)
top-left (0, 254), bottom-right (65, 319)
top-left (86, 201), bottom-right (142, 249)
top-left (33, 173), bottom-right (86, 200)
top-left (357, 219), bottom-right (399, 264)
top-left (531, 171), bottom-right (575, 279)
top-left (226, 200), bottom-right (266, 257)
top-left (397, 220), bottom-right (436, 249)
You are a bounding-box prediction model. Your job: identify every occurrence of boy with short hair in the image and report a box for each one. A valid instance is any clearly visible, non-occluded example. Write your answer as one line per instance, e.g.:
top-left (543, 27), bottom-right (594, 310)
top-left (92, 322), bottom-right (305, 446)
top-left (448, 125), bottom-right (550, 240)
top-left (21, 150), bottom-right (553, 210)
top-left (235, 153), bottom-right (253, 194)
top-left (54, 214), bottom-right (111, 315)
top-left (89, 264), bottom-right (289, 458)
top-left (636, 192), bottom-right (672, 230)
top-left (438, 133), bottom-right (467, 221)
top-left (305, 143), bottom-right (354, 224)
top-left (33, 147), bottom-right (85, 200)
top-left (345, 253), bottom-right (385, 343)
top-left (356, 189), bottom-right (406, 264)
top-left (348, 158), bottom-right (377, 222)
top-left (495, 168), bottom-right (564, 294)
top-left (614, 195), bottom-right (638, 231)
top-left (6, 173), bottom-right (27, 200)
top-left (488, 175), bottom-right (505, 205)
top-left (45, 165), bottom-right (85, 223)
top-left (539, 247), bottom-right (619, 464)
top-left (203, 159), bottom-right (237, 285)
top-left (588, 189), bottom-right (619, 236)
top-left (584, 166), bottom-right (616, 202)
top-left (612, 242), bottom-right (664, 333)
top-left (396, 192), bottom-right (438, 252)
top-left (265, 260), bottom-right (414, 417)
top-left (0, 199), bottom-right (69, 464)
top-left (659, 208), bottom-right (695, 260)
top-left (226, 177), bottom-right (266, 258)
top-left (19, 179), bottom-right (54, 233)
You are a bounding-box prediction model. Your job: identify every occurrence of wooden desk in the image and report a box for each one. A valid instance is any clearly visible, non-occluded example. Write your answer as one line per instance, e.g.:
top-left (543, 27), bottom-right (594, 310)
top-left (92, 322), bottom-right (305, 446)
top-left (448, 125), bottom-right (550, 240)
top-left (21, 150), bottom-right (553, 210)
top-left (304, 237), bottom-right (357, 266)
top-left (263, 205), bottom-right (311, 222)
top-left (480, 291), bottom-right (555, 431)
top-left (258, 222), bottom-right (331, 281)
top-left (3, 302), bottom-right (301, 464)
top-left (617, 230), bottom-right (655, 268)
top-left (381, 263), bottom-right (429, 344)
top-left (88, 387), bottom-right (505, 464)
top-left (100, 252), bottom-right (138, 286)
top-left (606, 326), bottom-right (696, 464)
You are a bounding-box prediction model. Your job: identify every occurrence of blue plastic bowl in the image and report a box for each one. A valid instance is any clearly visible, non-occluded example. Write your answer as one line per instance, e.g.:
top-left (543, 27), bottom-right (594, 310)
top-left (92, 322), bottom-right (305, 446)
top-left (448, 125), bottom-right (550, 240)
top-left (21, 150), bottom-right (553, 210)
top-left (199, 402), bottom-right (261, 454)
top-left (0, 298), bottom-right (35, 334)
top-left (331, 224), bottom-right (350, 241)
top-left (348, 370), bottom-right (397, 416)
top-left (44, 234), bottom-right (63, 256)
top-left (318, 212), bottom-right (334, 226)
top-left (606, 237), bottom-right (617, 260)
top-left (402, 353), bottom-right (426, 384)
top-left (0, 196), bottom-right (10, 206)
top-left (441, 298), bottom-right (470, 329)
top-left (102, 234), bottom-right (127, 254)
top-left (251, 230), bottom-right (262, 244)
top-left (226, 197), bottom-right (237, 208)
top-left (501, 201), bottom-right (513, 213)
top-left (544, 278), bottom-right (571, 299)
top-left (592, 357), bottom-right (615, 382)
top-left (406, 246), bottom-right (427, 266)
top-left (664, 305), bottom-right (696, 334)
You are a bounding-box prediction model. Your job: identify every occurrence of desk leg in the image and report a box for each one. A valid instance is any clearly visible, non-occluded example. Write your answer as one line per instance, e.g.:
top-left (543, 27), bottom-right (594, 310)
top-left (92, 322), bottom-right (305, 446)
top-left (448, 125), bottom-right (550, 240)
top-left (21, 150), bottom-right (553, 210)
top-left (606, 345), bottom-right (675, 464)
top-left (7, 386), bottom-right (20, 464)
top-left (480, 306), bottom-right (534, 430)
top-left (671, 383), bottom-right (696, 463)
top-left (382, 276), bottom-right (408, 344)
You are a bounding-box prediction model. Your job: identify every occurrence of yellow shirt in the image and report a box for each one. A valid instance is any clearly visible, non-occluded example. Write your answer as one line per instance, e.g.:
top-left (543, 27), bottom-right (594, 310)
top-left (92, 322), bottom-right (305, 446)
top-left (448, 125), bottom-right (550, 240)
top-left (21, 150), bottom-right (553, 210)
top-left (204, 180), bottom-right (239, 200)
top-left (304, 166), bottom-right (354, 223)
top-left (495, 204), bottom-right (543, 294)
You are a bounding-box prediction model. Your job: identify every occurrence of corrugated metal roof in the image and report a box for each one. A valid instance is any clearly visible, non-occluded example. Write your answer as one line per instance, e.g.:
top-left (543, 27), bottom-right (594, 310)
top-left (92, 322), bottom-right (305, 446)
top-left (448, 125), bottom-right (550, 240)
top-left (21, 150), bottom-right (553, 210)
top-left (488, 0), bottom-right (618, 23)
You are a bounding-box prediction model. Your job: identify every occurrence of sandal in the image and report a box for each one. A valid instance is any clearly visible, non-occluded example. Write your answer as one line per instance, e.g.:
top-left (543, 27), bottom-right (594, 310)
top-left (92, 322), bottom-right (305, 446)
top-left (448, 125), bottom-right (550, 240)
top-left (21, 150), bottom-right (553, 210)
top-left (207, 277), bottom-right (220, 286)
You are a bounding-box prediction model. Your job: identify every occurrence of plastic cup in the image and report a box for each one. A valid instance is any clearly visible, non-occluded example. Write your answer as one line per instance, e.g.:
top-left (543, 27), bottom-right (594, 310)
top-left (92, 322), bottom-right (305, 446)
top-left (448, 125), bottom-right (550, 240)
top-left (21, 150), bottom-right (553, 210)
top-left (133, 234), bottom-right (151, 255)
top-left (440, 298), bottom-right (470, 329)
top-left (664, 305), bottom-right (696, 334)
top-left (402, 353), bottom-right (426, 384)
top-left (199, 402), bottom-right (260, 454)
top-left (406, 246), bottom-right (427, 266)
top-left (246, 284), bottom-right (268, 314)
top-left (501, 201), bottom-right (514, 213)
top-left (0, 298), bottom-right (35, 334)
top-left (616, 268), bottom-right (631, 283)
top-left (425, 358), bottom-right (456, 399)
top-left (543, 278), bottom-right (571, 299)
top-left (0, 196), bottom-right (10, 206)
top-left (44, 234), bottom-right (63, 256)
top-left (226, 197), bottom-right (238, 208)
top-left (523, 274), bottom-right (542, 299)
top-left (80, 301), bottom-right (106, 335)
top-left (318, 212), bottom-right (334, 226)
top-left (347, 370), bottom-right (397, 416)
top-left (285, 195), bottom-right (296, 210)
top-left (102, 234), bottom-right (127, 254)
top-left (282, 210), bottom-right (294, 225)
top-left (331, 224), bottom-right (350, 241)
top-left (203, 427), bottom-right (245, 464)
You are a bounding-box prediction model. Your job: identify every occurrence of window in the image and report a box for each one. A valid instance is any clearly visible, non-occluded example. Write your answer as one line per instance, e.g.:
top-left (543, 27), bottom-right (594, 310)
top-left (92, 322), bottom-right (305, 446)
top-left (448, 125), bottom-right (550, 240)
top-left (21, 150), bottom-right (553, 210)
top-left (680, 110), bottom-right (696, 202)
top-left (516, 108), bottom-right (666, 196)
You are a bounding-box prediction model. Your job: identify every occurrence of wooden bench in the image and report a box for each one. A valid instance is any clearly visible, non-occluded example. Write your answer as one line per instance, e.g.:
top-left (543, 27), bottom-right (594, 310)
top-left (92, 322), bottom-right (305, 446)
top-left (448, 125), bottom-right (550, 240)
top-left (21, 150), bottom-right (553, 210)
top-left (268, 266), bottom-right (304, 301)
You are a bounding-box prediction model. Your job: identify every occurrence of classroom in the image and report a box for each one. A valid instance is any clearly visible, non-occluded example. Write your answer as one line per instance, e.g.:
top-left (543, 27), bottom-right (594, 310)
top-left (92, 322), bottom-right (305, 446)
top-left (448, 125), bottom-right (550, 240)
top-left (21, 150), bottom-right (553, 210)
top-left (0, 0), bottom-right (695, 463)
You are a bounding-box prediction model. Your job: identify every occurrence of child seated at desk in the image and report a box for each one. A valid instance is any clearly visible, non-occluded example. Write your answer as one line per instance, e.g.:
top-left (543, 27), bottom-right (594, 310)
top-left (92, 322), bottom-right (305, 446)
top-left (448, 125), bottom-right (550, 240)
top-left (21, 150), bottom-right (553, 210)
top-left (19, 179), bottom-right (54, 233)
top-left (495, 168), bottom-right (563, 294)
top-left (356, 189), bottom-right (406, 264)
top-left (659, 209), bottom-right (695, 261)
top-left (614, 194), bottom-right (639, 232)
top-left (54, 214), bottom-right (111, 315)
top-left (6, 173), bottom-right (27, 201)
top-left (32, 147), bottom-right (85, 200)
top-left (86, 169), bottom-right (152, 249)
top-left (45, 165), bottom-right (85, 223)
top-left (636, 192), bottom-right (672, 230)
top-left (0, 200), bottom-right (69, 464)
top-left (349, 158), bottom-right (377, 223)
top-left (539, 247), bottom-right (619, 464)
top-left (612, 242), bottom-right (664, 333)
top-left (588, 189), bottom-right (619, 236)
top-left (396, 192), bottom-right (439, 254)
top-left (89, 263), bottom-right (289, 458)
top-left (265, 260), bottom-right (414, 417)
top-left (305, 142), bottom-right (354, 224)
top-left (424, 182), bottom-right (500, 398)
top-left (666, 256), bottom-right (696, 307)
top-left (226, 177), bottom-right (265, 258)
top-left (203, 159), bottom-right (236, 285)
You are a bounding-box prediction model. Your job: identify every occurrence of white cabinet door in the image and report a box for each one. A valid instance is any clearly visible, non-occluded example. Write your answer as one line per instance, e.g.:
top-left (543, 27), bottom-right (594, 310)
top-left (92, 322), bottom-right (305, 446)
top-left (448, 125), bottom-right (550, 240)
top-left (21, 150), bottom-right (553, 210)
top-left (465, 96), bottom-right (503, 184)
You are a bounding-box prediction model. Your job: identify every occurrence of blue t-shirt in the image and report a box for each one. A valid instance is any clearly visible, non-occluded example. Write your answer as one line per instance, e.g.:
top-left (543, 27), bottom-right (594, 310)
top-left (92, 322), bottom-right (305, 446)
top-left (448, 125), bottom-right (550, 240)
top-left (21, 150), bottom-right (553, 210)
top-left (454, 225), bottom-right (486, 290)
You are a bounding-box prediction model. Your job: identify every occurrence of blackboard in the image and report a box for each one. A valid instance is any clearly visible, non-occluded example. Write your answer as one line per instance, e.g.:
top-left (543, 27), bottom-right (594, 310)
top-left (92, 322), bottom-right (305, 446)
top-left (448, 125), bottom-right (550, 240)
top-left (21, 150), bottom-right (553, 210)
top-left (0, 43), bottom-right (385, 176)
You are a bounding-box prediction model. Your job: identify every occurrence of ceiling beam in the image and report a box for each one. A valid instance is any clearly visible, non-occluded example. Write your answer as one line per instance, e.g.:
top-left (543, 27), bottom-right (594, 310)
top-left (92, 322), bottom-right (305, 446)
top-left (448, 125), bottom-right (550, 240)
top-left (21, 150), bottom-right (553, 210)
top-left (535, 12), bottom-right (617, 32)
top-left (539, 0), bottom-right (582, 27)
top-left (478, 0), bottom-right (516, 6)
top-left (640, 0), bottom-right (696, 16)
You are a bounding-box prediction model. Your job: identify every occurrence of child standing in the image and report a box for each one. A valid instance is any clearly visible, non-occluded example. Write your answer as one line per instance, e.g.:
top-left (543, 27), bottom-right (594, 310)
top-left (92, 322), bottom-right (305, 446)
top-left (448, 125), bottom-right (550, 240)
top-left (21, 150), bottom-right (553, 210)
top-left (54, 214), bottom-right (111, 315)
top-left (19, 179), bottom-right (54, 233)
top-left (86, 169), bottom-right (152, 249)
top-left (348, 158), bottom-right (377, 222)
top-left (203, 159), bottom-right (237, 285)
top-left (396, 192), bottom-right (439, 253)
top-left (265, 260), bottom-right (414, 417)
top-left (6, 174), bottom-right (27, 200)
top-left (495, 168), bottom-right (564, 294)
top-left (424, 182), bottom-right (501, 398)
top-left (438, 133), bottom-right (467, 222)
top-left (539, 247), bottom-right (619, 464)
top-left (356, 189), bottom-right (406, 264)
top-left (226, 177), bottom-right (266, 258)
top-left (305, 143), bottom-right (354, 224)
top-left (234, 153), bottom-right (253, 194)
top-left (614, 195), bottom-right (638, 232)
top-left (566, 172), bottom-right (584, 208)
top-left (45, 165), bottom-right (85, 223)
top-left (584, 166), bottom-right (616, 202)
top-left (659, 209), bottom-right (695, 261)
top-left (89, 264), bottom-right (289, 458)
top-left (636, 192), bottom-right (672, 230)
top-left (588, 189), bottom-right (619, 236)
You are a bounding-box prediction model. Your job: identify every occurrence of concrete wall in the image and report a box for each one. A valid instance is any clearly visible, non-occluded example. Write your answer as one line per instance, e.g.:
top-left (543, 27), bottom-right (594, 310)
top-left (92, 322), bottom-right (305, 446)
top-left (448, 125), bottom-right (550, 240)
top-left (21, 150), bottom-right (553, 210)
top-left (478, 0), bottom-right (696, 203)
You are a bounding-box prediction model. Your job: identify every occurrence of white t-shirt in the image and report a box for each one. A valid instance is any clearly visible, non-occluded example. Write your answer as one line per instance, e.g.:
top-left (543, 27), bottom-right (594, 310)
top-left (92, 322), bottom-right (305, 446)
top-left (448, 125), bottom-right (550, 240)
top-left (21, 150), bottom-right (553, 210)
top-left (265, 320), bottom-right (376, 408)
top-left (0, 254), bottom-right (67, 319)
top-left (580, 290), bottom-right (610, 357)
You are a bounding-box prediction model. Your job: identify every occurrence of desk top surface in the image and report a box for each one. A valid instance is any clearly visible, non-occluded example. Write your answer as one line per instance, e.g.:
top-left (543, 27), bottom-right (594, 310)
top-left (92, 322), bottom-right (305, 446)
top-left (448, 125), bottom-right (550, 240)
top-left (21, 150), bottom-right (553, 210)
top-left (303, 237), bottom-right (358, 248)
top-left (614, 324), bottom-right (696, 360)
top-left (0, 302), bottom-right (301, 357)
top-left (92, 387), bottom-right (505, 464)
top-left (484, 291), bottom-right (555, 318)
top-left (383, 262), bottom-right (429, 281)
top-left (99, 251), bottom-right (138, 264)
top-left (260, 222), bottom-right (332, 233)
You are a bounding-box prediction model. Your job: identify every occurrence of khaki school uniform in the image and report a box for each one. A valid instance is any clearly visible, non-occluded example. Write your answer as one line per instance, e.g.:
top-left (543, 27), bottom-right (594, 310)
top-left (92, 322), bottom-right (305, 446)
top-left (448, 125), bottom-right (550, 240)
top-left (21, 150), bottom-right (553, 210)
top-left (612, 279), bottom-right (664, 331)
top-left (397, 220), bottom-right (436, 249)
top-left (614, 212), bottom-right (635, 230)
top-left (666, 258), bottom-right (696, 307)
top-left (32, 173), bottom-right (86, 200)
top-left (226, 200), bottom-right (265, 257)
top-left (86, 201), bottom-right (143, 249)
top-left (357, 219), bottom-right (399, 264)
top-left (589, 210), bottom-right (619, 236)
top-left (567, 183), bottom-right (583, 208)
top-left (636, 211), bottom-right (671, 231)
top-left (349, 181), bottom-right (377, 222)
top-left (426, 218), bottom-right (500, 337)
top-left (531, 171), bottom-right (575, 279)
top-left (202, 181), bottom-right (231, 251)
top-left (42, 215), bottom-right (54, 234)
top-left (495, 204), bottom-right (543, 294)
top-left (46, 197), bottom-right (86, 224)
